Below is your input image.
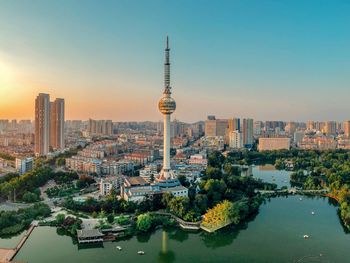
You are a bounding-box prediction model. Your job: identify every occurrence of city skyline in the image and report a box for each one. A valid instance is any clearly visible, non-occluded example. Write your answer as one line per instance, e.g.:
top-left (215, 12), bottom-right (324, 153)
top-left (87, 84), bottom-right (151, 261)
top-left (1, 0), bottom-right (350, 122)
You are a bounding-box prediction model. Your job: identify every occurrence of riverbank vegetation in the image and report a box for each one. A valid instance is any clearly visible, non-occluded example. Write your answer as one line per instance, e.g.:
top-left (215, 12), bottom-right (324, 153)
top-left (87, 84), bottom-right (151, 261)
top-left (39, 214), bottom-right (83, 237)
top-left (228, 149), bottom-right (350, 230)
top-left (201, 198), bottom-right (262, 232)
top-left (0, 203), bottom-right (51, 237)
top-left (136, 213), bottom-right (176, 233)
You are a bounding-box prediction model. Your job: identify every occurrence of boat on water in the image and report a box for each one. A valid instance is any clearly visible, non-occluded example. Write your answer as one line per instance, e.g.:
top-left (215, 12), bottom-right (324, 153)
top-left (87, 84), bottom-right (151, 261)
top-left (138, 251), bottom-right (145, 255)
top-left (311, 211), bottom-right (315, 215)
top-left (116, 246), bottom-right (122, 251)
top-left (299, 198), bottom-right (303, 201)
top-left (303, 235), bottom-right (309, 239)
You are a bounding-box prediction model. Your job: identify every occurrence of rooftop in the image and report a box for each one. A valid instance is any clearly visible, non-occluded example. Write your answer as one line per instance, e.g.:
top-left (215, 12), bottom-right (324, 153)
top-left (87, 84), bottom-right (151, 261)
top-left (125, 176), bottom-right (149, 186)
top-left (77, 229), bottom-right (104, 239)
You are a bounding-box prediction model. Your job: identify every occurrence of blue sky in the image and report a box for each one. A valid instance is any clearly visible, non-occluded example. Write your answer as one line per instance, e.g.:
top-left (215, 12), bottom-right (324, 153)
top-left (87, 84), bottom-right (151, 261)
top-left (0, 0), bottom-right (349, 122)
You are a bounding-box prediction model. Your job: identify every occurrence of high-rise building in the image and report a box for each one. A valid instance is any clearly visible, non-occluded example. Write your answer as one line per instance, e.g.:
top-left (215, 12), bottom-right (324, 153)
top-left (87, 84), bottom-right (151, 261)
top-left (171, 119), bottom-right (186, 138)
top-left (254, 121), bottom-right (263, 136)
top-left (228, 118), bottom-right (240, 132)
top-left (88, 119), bottom-right (113, 136)
top-left (204, 116), bottom-right (228, 137)
top-left (0, 120), bottom-right (9, 132)
top-left (50, 98), bottom-right (65, 150)
top-left (264, 121), bottom-right (285, 135)
top-left (294, 131), bottom-right (305, 146)
top-left (344, 121), bottom-right (350, 138)
top-left (325, 121), bottom-right (337, 136)
top-left (242, 118), bottom-right (254, 148)
top-left (10, 119), bottom-right (17, 129)
top-left (307, 120), bottom-right (314, 130)
top-left (307, 120), bottom-right (327, 132)
top-left (205, 116), bottom-right (216, 137)
top-left (35, 93), bottom-right (50, 156)
top-left (229, 130), bottom-right (243, 149)
top-left (285, 122), bottom-right (297, 136)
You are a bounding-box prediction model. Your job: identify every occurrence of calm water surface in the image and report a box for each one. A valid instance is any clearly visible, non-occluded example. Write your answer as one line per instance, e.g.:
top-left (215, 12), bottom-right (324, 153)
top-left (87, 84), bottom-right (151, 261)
top-left (0, 231), bottom-right (25, 248)
top-left (14, 195), bottom-right (349, 263)
top-left (9, 168), bottom-right (350, 262)
top-left (253, 165), bottom-right (291, 188)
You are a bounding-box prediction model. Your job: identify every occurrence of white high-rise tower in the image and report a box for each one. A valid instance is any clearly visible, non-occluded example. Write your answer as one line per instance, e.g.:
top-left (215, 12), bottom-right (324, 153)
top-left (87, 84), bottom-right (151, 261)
top-left (157, 36), bottom-right (178, 185)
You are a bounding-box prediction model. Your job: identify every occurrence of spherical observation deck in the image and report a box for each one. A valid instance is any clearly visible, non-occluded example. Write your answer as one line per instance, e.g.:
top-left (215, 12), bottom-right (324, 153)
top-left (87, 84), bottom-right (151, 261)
top-left (158, 96), bottom-right (176, 115)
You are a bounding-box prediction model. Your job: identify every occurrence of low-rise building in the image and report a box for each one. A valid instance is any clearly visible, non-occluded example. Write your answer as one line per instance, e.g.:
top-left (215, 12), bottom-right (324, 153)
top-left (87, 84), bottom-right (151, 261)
top-left (121, 175), bottom-right (188, 202)
top-left (258, 137), bottom-right (291, 151)
top-left (124, 152), bottom-right (153, 165)
top-left (188, 153), bottom-right (208, 166)
top-left (99, 177), bottom-right (118, 196)
top-left (66, 156), bottom-right (134, 176)
top-left (139, 163), bottom-right (159, 183)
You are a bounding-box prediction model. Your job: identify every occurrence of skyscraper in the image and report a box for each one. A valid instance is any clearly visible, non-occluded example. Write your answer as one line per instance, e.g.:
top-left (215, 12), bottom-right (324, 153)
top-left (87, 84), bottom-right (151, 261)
top-left (228, 118), bottom-right (240, 132)
top-left (285, 122), bottom-right (297, 136)
top-left (35, 93), bottom-right (50, 156)
top-left (325, 121), bottom-right (337, 136)
top-left (254, 121), bottom-right (263, 136)
top-left (50, 98), bottom-right (65, 150)
top-left (242, 118), bottom-right (254, 148)
top-left (344, 121), bottom-right (350, 138)
top-left (204, 116), bottom-right (228, 137)
top-left (88, 119), bottom-right (113, 136)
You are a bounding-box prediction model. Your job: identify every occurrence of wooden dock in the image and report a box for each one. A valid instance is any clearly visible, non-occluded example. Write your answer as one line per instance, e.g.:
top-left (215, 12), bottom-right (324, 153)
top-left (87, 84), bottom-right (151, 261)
top-left (0, 223), bottom-right (36, 263)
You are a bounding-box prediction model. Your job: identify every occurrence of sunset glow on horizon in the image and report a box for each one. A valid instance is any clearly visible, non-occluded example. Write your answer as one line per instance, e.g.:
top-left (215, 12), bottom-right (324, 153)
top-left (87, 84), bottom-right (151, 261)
top-left (1, 0), bottom-right (350, 122)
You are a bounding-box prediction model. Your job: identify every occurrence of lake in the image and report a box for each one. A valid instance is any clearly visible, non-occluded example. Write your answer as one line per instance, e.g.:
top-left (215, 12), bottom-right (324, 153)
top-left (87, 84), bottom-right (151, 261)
top-left (5, 167), bottom-right (350, 262)
top-left (13, 195), bottom-right (349, 263)
top-left (253, 165), bottom-right (291, 189)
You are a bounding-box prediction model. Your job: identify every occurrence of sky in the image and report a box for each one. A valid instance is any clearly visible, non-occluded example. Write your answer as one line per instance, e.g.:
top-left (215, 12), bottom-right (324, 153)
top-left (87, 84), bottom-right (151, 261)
top-left (0, 0), bottom-right (349, 122)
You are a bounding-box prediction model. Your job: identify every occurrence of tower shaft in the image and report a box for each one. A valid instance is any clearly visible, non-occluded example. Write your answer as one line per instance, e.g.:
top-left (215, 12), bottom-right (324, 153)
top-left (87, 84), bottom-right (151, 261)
top-left (163, 114), bottom-right (171, 173)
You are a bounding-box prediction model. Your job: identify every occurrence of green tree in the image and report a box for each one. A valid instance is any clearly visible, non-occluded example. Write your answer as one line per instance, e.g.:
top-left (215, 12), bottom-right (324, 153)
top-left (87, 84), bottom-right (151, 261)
top-left (194, 194), bottom-right (208, 213)
top-left (22, 192), bottom-right (39, 203)
top-left (107, 214), bottom-right (114, 224)
top-left (55, 214), bottom-right (65, 225)
top-left (136, 213), bottom-right (152, 232)
top-left (168, 197), bottom-right (190, 219)
top-left (92, 211), bottom-right (98, 218)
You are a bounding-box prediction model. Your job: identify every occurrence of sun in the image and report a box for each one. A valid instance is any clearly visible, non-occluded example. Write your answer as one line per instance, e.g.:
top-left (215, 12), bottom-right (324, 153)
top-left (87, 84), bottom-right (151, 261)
top-left (0, 54), bottom-right (18, 97)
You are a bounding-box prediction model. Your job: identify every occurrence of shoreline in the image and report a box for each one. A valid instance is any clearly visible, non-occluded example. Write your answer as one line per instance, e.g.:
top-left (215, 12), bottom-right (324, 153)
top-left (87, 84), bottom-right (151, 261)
top-left (0, 223), bottom-right (36, 263)
top-left (2, 192), bottom-right (341, 260)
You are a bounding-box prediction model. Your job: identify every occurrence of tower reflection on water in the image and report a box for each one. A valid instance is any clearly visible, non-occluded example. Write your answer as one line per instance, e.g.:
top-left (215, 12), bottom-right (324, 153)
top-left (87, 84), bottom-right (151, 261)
top-left (158, 230), bottom-right (175, 263)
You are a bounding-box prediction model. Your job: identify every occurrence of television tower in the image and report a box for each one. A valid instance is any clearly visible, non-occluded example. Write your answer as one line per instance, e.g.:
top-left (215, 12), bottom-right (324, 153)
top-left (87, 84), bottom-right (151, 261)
top-left (158, 36), bottom-right (176, 181)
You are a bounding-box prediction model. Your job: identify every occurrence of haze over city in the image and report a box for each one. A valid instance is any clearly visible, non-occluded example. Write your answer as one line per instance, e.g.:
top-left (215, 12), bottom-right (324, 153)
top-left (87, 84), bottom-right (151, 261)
top-left (2, 1), bottom-right (350, 263)
top-left (1, 0), bottom-right (350, 122)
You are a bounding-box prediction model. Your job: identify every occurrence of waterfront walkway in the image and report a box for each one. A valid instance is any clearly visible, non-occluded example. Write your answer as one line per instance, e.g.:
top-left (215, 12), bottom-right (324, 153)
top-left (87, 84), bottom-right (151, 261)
top-left (152, 212), bottom-right (201, 230)
top-left (258, 188), bottom-right (328, 195)
top-left (0, 222), bottom-right (37, 263)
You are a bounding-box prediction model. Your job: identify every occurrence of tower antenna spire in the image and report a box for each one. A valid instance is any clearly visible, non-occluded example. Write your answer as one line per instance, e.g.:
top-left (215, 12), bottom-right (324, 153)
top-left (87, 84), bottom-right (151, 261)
top-left (164, 36), bottom-right (171, 93)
